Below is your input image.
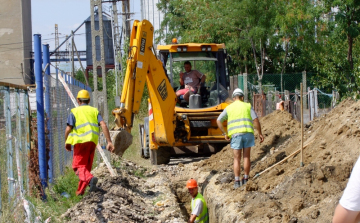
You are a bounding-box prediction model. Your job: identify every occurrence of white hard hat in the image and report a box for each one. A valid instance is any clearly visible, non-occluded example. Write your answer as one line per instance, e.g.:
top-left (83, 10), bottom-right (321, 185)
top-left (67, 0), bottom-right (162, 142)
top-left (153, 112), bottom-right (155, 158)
top-left (232, 88), bottom-right (244, 98)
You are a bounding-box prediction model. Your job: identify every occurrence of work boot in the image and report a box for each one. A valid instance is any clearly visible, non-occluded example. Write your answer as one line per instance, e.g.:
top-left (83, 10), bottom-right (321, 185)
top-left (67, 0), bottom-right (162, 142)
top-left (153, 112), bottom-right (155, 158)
top-left (89, 177), bottom-right (99, 192)
top-left (234, 181), bottom-right (241, 189)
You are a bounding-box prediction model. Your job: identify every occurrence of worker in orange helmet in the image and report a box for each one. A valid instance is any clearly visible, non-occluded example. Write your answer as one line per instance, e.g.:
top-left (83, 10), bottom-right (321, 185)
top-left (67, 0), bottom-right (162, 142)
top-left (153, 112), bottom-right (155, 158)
top-left (186, 178), bottom-right (209, 223)
top-left (65, 89), bottom-right (114, 196)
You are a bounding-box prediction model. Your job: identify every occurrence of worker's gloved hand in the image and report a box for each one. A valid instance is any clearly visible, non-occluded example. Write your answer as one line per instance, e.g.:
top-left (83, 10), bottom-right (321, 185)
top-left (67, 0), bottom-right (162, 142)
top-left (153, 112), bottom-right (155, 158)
top-left (65, 143), bottom-right (72, 151)
top-left (107, 142), bottom-right (115, 153)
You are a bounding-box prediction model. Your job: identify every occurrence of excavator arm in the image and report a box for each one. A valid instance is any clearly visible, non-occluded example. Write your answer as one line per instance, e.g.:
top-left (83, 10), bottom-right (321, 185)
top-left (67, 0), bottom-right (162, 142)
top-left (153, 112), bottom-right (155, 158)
top-left (112, 20), bottom-right (177, 153)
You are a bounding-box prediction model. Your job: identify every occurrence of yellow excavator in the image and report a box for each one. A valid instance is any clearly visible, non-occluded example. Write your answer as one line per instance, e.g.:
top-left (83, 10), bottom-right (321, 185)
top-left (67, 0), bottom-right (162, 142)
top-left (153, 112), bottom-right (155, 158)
top-left (112, 20), bottom-right (232, 164)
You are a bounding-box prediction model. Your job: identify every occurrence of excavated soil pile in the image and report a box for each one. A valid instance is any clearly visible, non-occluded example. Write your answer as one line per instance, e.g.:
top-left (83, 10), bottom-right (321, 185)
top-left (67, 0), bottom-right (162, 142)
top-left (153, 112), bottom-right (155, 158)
top-left (62, 161), bottom-right (186, 223)
top-left (164, 99), bottom-right (360, 222)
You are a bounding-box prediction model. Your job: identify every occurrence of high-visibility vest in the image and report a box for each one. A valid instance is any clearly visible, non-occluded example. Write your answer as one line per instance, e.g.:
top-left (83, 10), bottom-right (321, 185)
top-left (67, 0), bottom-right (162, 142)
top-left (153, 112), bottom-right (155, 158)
top-left (226, 100), bottom-right (254, 138)
top-left (65, 105), bottom-right (100, 145)
top-left (191, 193), bottom-right (209, 223)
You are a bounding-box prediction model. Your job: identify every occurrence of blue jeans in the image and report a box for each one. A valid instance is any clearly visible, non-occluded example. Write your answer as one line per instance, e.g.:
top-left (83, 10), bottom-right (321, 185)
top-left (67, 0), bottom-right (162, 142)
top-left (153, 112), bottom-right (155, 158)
top-left (230, 133), bottom-right (255, 150)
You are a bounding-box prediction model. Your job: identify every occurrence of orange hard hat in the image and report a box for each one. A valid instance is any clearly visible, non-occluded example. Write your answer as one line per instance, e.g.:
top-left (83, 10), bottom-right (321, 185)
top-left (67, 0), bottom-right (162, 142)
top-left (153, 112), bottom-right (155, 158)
top-left (186, 178), bottom-right (198, 188)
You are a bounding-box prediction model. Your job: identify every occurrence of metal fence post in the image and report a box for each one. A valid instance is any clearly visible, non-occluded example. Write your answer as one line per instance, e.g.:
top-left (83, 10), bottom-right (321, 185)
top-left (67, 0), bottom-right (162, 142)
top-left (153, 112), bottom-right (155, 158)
top-left (4, 87), bottom-right (14, 199)
top-left (34, 34), bottom-right (48, 193)
top-left (24, 91), bottom-right (30, 193)
top-left (15, 89), bottom-right (23, 195)
top-left (56, 69), bottom-right (64, 175)
top-left (43, 44), bottom-right (53, 184)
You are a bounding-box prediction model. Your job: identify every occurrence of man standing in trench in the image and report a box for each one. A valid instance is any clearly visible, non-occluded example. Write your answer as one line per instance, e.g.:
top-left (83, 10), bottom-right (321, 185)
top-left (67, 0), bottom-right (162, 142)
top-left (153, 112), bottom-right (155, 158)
top-left (217, 88), bottom-right (264, 189)
top-left (186, 178), bottom-right (209, 223)
top-left (65, 89), bottom-right (114, 195)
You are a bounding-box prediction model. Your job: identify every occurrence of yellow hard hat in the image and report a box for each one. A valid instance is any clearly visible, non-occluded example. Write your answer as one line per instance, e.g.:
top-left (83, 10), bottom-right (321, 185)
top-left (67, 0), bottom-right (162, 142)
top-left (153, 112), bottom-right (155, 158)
top-left (77, 90), bottom-right (90, 99)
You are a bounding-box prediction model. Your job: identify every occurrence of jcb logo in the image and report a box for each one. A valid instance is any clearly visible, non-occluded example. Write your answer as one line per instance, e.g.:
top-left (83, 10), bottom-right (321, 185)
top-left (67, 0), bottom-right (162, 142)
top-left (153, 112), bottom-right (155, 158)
top-left (157, 79), bottom-right (168, 101)
top-left (140, 32), bottom-right (147, 56)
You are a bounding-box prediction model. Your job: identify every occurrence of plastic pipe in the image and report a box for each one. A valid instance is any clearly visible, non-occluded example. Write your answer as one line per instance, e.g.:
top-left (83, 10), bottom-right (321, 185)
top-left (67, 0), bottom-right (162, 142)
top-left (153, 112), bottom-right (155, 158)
top-left (34, 34), bottom-right (48, 191)
top-left (43, 44), bottom-right (53, 183)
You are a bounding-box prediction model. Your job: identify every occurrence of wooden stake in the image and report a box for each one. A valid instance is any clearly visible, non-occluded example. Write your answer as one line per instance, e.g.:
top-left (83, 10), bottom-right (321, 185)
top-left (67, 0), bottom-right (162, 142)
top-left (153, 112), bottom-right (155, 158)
top-left (300, 83), bottom-right (304, 167)
top-left (253, 139), bottom-right (314, 179)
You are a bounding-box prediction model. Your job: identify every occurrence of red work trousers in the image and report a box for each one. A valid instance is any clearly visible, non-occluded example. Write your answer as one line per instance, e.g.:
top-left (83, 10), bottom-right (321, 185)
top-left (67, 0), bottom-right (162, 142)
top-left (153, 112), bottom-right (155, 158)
top-left (72, 141), bottom-right (96, 195)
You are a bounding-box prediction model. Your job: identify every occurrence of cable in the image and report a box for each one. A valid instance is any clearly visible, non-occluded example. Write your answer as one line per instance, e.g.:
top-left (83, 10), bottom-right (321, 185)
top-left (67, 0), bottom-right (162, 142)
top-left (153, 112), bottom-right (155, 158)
top-left (0, 33), bottom-right (86, 47)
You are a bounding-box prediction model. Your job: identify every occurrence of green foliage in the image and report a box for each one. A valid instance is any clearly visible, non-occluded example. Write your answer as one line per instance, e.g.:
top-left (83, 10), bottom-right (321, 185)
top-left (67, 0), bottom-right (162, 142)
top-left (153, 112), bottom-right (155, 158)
top-left (27, 168), bottom-right (84, 222)
top-left (157, 0), bottom-right (360, 99)
top-left (52, 167), bottom-right (82, 197)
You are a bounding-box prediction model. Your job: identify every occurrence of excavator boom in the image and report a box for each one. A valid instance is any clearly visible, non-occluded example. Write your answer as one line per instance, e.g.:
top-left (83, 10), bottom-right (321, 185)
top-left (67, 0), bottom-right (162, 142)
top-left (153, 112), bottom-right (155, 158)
top-left (111, 20), bottom-right (231, 164)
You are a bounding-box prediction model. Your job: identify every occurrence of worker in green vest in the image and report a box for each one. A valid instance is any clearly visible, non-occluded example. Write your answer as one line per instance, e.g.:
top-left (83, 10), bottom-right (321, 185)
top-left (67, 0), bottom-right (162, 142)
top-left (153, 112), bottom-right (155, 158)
top-left (186, 178), bottom-right (209, 223)
top-left (65, 89), bottom-right (114, 195)
top-left (216, 88), bottom-right (264, 189)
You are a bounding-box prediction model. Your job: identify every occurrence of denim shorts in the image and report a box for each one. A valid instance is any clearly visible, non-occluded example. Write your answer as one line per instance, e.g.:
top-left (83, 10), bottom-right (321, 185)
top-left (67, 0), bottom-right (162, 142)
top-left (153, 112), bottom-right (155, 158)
top-left (230, 133), bottom-right (255, 150)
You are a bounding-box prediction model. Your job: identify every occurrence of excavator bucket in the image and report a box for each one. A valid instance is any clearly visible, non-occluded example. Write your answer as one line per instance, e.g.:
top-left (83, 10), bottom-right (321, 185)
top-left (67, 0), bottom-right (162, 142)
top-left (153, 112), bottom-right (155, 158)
top-left (110, 130), bottom-right (133, 157)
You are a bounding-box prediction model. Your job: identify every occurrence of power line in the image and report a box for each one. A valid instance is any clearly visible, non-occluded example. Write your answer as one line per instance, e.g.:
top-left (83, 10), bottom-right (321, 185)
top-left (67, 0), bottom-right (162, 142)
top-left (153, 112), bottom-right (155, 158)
top-left (0, 33), bottom-right (86, 47)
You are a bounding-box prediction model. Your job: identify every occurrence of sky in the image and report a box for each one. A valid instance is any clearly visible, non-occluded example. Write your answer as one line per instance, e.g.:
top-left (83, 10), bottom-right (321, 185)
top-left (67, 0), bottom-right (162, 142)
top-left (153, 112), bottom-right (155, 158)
top-left (31, 0), bottom-right (141, 71)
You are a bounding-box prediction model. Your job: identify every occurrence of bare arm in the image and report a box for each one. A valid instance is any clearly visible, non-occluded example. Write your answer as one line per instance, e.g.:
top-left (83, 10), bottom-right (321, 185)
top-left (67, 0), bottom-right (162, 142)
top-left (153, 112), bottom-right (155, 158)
top-left (200, 74), bottom-right (206, 84)
top-left (64, 125), bottom-right (72, 151)
top-left (333, 204), bottom-right (360, 223)
top-left (188, 214), bottom-right (197, 223)
top-left (99, 121), bottom-right (115, 152)
top-left (253, 118), bottom-right (264, 143)
top-left (217, 119), bottom-right (230, 141)
top-left (180, 72), bottom-right (184, 86)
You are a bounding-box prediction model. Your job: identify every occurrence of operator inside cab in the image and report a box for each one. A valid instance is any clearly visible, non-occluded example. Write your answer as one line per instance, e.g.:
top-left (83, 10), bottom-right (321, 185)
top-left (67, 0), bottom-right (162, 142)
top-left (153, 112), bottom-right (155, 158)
top-left (175, 61), bottom-right (206, 103)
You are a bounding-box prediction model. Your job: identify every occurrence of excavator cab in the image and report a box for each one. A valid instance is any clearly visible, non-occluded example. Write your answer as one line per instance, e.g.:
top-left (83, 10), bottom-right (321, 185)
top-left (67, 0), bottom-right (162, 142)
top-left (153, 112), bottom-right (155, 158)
top-left (158, 44), bottom-right (230, 108)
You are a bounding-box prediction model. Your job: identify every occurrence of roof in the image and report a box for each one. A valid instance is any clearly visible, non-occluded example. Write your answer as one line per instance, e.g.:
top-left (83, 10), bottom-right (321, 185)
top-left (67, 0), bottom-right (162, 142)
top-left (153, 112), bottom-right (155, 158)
top-left (157, 43), bottom-right (226, 52)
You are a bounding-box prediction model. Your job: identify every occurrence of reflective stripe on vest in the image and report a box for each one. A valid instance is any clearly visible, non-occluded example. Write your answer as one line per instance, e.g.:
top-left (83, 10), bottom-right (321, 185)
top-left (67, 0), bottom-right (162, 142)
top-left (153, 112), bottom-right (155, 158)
top-left (227, 100), bottom-right (254, 138)
top-left (191, 193), bottom-right (209, 223)
top-left (65, 105), bottom-right (100, 145)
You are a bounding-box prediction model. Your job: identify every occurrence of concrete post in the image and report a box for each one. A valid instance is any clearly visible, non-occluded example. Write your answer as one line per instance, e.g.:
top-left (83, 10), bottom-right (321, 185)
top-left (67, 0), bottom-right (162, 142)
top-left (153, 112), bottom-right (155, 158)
top-left (302, 71), bottom-right (307, 109)
top-left (243, 73), bottom-right (248, 102)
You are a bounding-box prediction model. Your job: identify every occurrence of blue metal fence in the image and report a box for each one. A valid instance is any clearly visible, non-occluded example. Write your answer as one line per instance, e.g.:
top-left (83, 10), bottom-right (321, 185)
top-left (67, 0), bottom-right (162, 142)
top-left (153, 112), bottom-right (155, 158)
top-left (0, 35), bottom-right (91, 222)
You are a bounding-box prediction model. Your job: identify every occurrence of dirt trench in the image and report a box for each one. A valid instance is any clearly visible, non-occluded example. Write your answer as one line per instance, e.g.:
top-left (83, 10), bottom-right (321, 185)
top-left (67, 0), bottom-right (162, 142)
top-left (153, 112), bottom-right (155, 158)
top-left (63, 99), bottom-right (360, 222)
top-left (62, 161), bottom-right (188, 223)
top-left (161, 100), bottom-right (360, 223)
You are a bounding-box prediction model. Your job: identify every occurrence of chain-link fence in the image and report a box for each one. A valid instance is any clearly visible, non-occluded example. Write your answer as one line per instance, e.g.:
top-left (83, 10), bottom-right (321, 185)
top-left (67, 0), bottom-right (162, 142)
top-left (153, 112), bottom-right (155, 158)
top-left (48, 70), bottom-right (86, 181)
top-left (0, 85), bottom-right (31, 222)
top-left (231, 72), bottom-right (334, 122)
top-left (0, 69), bottom-right (97, 222)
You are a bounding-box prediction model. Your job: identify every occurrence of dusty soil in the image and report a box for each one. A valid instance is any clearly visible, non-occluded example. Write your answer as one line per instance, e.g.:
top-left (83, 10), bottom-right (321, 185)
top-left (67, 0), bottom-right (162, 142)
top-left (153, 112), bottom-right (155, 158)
top-left (62, 161), bottom-right (186, 223)
top-left (163, 99), bottom-right (360, 222)
top-left (63, 99), bottom-right (360, 223)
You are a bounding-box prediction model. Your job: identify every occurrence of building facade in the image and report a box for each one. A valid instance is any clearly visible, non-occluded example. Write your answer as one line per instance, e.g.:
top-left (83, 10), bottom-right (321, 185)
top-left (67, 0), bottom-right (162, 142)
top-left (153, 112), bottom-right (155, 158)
top-left (0, 0), bottom-right (32, 85)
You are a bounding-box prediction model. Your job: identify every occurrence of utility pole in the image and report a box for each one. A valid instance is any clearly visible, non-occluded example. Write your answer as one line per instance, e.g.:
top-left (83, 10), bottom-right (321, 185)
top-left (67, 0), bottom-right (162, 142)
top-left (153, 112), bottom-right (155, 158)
top-left (111, 1), bottom-right (123, 96)
top-left (140, 0), bottom-right (144, 20)
top-left (122, 0), bottom-right (131, 39)
top-left (71, 31), bottom-right (75, 77)
top-left (54, 24), bottom-right (59, 67)
top-left (90, 0), bottom-right (109, 124)
top-left (65, 35), bottom-right (70, 74)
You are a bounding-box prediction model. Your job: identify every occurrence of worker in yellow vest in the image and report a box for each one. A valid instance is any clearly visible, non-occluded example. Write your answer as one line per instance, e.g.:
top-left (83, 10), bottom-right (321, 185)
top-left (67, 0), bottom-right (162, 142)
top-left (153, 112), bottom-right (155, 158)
top-left (186, 179), bottom-right (209, 223)
top-left (65, 90), bottom-right (114, 195)
top-left (217, 88), bottom-right (264, 189)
